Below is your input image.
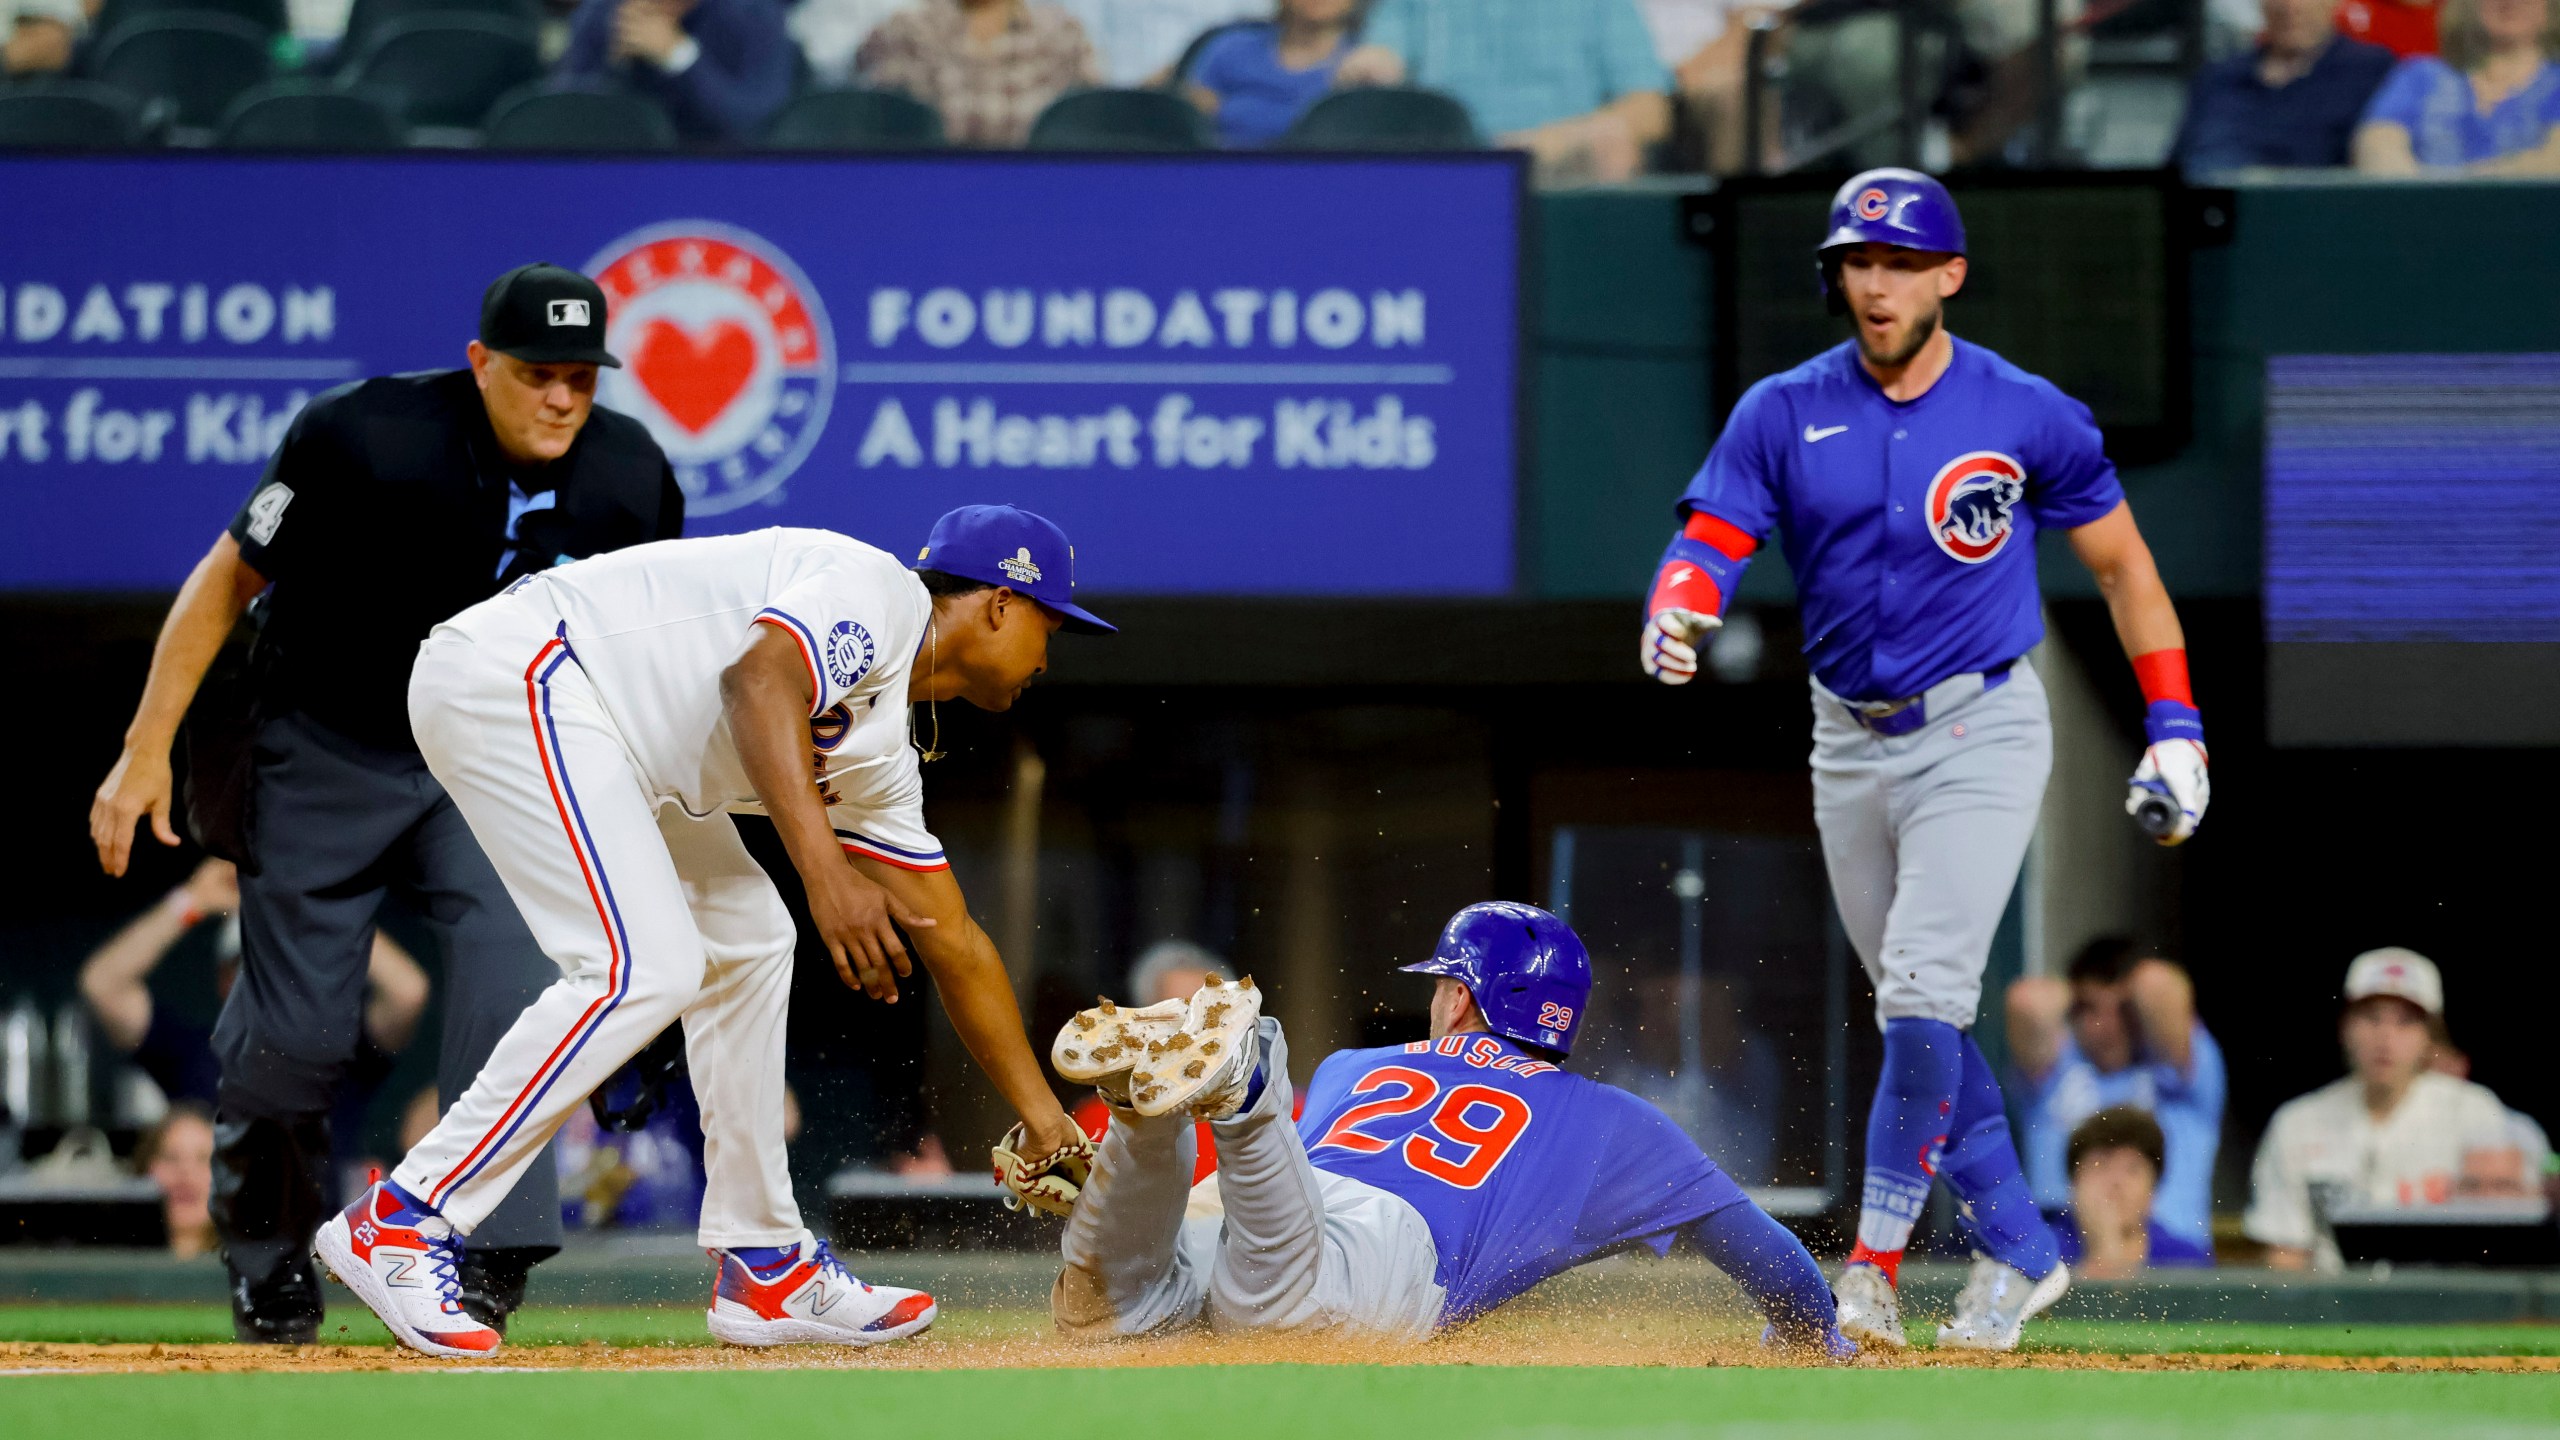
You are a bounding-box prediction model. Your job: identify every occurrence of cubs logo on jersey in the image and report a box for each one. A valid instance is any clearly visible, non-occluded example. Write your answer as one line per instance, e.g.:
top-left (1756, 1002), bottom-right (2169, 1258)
top-left (586, 223), bottom-right (836, 517)
top-left (1925, 451), bottom-right (2026, 564)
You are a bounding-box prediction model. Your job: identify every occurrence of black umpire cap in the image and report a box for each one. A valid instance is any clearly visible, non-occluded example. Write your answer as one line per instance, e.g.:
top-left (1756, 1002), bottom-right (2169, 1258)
top-left (479, 263), bottom-right (622, 368)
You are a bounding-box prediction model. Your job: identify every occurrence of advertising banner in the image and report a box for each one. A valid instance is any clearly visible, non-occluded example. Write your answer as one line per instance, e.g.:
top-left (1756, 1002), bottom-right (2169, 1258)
top-left (0, 154), bottom-right (1520, 594)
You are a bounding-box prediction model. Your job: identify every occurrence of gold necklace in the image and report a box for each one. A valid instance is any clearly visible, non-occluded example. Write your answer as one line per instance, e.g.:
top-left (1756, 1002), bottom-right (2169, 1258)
top-left (914, 615), bottom-right (946, 763)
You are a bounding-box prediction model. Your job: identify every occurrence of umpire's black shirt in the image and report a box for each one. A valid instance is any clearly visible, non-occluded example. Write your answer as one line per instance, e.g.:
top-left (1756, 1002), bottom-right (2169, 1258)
top-left (227, 369), bottom-right (683, 751)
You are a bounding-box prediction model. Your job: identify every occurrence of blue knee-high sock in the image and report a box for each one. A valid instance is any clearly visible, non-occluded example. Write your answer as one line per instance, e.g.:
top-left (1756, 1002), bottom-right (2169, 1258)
top-left (1938, 1032), bottom-right (2062, 1281)
top-left (1853, 1017), bottom-right (1963, 1279)
top-left (1691, 1202), bottom-right (1840, 1343)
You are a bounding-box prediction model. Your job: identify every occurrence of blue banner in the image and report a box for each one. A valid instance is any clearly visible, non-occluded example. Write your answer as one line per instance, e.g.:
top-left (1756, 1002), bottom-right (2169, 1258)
top-left (0, 154), bottom-right (1520, 595)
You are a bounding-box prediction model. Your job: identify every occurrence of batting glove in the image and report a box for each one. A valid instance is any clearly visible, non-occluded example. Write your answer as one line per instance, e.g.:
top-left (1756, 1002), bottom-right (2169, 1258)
top-left (2126, 738), bottom-right (2210, 846)
top-left (1641, 608), bottom-right (1719, 685)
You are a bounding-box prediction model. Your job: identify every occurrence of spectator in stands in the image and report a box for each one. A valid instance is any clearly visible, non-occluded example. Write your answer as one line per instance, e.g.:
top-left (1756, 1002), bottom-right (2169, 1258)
top-left (1057, 0), bottom-right (1269, 85)
top-left (2353, 0), bottom-right (2560, 171)
top-left (79, 858), bottom-right (429, 1116)
top-left (790, 0), bottom-right (911, 84)
top-left (1183, 0), bottom-right (1359, 145)
top-left (1638, 0), bottom-right (1782, 174)
top-left (136, 1101), bottom-right (217, 1259)
top-left (2, 0), bottom-right (78, 75)
top-left (2054, 1107), bottom-right (2213, 1277)
top-left (1336, 0), bottom-right (1673, 182)
top-left (2246, 948), bottom-right (2550, 1271)
top-left (2007, 939), bottom-right (2224, 1258)
top-left (559, 0), bottom-right (800, 142)
top-left (2338, 0), bottom-right (2441, 56)
top-left (2172, 0), bottom-right (2396, 173)
top-left (855, 0), bottom-right (1102, 146)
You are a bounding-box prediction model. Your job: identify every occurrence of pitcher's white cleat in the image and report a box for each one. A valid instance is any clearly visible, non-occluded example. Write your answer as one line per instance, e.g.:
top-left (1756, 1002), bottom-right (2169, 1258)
top-left (313, 1181), bottom-right (501, 1359)
top-left (1054, 997), bottom-right (1189, 1106)
top-left (1935, 1256), bottom-right (2068, 1352)
top-left (1129, 977), bottom-right (1262, 1120)
top-left (1831, 1262), bottom-right (1908, 1351)
top-left (705, 1238), bottom-right (937, 1347)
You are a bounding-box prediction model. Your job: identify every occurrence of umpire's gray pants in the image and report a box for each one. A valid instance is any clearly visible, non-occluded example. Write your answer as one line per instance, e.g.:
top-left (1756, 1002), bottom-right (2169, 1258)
top-left (1811, 661), bottom-right (2050, 1029)
top-left (1054, 1019), bottom-right (1445, 1341)
top-left (216, 710), bottom-right (562, 1249)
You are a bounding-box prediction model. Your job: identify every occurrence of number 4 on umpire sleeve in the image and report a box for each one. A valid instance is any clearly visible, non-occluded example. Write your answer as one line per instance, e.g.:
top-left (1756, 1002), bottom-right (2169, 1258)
top-left (244, 483), bottom-right (294, 545)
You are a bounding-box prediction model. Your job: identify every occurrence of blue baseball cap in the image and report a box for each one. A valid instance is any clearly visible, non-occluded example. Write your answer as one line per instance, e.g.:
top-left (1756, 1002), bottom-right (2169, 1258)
top-left (913, 505), bottom-right (1115, 635)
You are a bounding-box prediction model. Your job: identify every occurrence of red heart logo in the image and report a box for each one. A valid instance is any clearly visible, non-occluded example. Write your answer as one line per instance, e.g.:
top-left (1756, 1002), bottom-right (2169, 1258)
top-left (631, 318), bottom-right (756, 435)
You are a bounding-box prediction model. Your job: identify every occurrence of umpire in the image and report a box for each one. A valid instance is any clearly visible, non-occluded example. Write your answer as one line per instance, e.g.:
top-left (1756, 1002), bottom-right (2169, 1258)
top-left (89, 264), bottom-right (683, 1342)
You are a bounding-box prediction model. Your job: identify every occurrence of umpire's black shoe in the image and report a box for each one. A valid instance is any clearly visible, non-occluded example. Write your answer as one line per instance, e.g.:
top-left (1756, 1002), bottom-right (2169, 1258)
top-left (230, 1255), bottom-right (324, 1345)
top-left (458, 1245), bottom-right (558, 1334)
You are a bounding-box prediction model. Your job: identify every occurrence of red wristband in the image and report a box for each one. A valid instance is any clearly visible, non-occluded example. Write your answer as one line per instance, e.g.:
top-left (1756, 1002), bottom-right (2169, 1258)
top-left (2131, 648), bottom-right (2193, 707)
top-left (1684, 509), bottom-right (1760, 559)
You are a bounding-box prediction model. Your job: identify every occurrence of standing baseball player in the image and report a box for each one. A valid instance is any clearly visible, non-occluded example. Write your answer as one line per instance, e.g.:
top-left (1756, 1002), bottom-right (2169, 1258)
top-left (314, 506), bottom-right (1103, 1357)
top-left (1025, 902), bottom-right (1853, 1355)
top-left (1639, 170), bottom-right (2209, 1351)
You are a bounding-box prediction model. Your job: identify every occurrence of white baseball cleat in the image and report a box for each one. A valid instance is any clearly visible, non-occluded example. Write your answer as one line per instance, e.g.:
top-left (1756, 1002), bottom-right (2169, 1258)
top-left (1935, 1256), bottom-right (2069, 1352)
top-left (1053, 996), bottom-right (1189, 1106)
top-left (1128, 977), bottom-right (1262, 1120)
top-left (705, 1238), bottom-right (937, 1347)
top-left (313, 1180), bottom-right (502, 1359)
top-left (1831, 1262), bottom-right (1908, 1350)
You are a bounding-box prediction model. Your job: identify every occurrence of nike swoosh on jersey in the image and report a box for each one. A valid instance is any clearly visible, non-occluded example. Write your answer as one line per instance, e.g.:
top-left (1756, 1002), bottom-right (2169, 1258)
top-left (1803, 424), bottom-right (1849, 442)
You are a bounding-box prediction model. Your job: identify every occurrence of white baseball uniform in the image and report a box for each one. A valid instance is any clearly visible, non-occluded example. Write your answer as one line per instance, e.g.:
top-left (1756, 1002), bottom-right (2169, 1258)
top-left (390, 528), bottom-right (943, 1247)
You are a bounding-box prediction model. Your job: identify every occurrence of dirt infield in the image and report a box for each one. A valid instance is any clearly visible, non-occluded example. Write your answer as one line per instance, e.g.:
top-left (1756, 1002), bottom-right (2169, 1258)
top-left (8, 1329), bottom-right (2558, 1376)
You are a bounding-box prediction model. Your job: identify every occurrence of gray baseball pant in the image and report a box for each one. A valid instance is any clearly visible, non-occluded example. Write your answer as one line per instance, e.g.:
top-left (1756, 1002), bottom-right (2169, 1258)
top-left (1810, 660), bottom-right (2051, 1029)
top-left (1053, 1018), bottom-right (1445, 1340)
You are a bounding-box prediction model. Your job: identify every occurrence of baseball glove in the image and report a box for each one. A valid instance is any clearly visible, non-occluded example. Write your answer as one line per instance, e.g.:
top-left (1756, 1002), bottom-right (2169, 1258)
top-left (991, 1123), bottom-right (1095, 1218)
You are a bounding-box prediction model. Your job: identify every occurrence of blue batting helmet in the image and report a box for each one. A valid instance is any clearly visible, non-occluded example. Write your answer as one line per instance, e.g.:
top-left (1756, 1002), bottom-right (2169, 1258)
top-left (1400, 902), bottom-right (1593, 1057)
top-left (1817, 168), bottom-right (1965, 313)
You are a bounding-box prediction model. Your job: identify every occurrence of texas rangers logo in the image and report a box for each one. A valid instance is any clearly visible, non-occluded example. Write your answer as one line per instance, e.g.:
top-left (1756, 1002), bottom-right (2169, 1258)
top-left (1924, 451), bottom-right (2027, 564)
top-left (1855, 186), bottom-right (1892, 221)
top-left (586, 222), bottom-right (835, 516)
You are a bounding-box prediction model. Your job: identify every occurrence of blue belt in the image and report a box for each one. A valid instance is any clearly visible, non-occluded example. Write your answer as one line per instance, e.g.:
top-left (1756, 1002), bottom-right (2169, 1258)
top-left (1841, 662), bottom-right (2014, 738)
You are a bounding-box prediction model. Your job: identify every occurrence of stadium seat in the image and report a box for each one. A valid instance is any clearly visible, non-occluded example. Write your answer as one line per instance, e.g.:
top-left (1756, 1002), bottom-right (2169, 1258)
top-left (760, 87), bottom-right (943, 149)
top-left (483, 84), bottom-right (678, 151)
top-left (1284, 88), bottom-right (1480, 151)
top-left (218, 78), bottom-right (403, 149)
top-left (0, 79), bottom-right (158, 148)
top-left (342, 15), bottom-right (543, 131)
top-left (1027, 88), bottom-right (1211, 152)
top-left (88, 0), bottom-right (285, 41)
top-left (336, 0), bottom-right (539, 70)
top-left (90, 12), bottom-right (274, 131)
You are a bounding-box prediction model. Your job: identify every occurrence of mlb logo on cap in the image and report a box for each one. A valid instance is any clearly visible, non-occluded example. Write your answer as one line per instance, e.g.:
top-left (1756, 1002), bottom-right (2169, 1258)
top-left (915, 504), bottom-right (1114, 634)
top-left (548, 299), bottom-right (591, 327)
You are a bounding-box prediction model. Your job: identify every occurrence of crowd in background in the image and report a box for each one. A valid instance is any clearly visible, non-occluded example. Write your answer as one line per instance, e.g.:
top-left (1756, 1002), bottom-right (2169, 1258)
top-left (1, 0), bottom-right (2554, 177)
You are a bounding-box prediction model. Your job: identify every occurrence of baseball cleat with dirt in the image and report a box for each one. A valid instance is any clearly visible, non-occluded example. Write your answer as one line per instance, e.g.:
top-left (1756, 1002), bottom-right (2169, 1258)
top-left (1128, 976), bottom-right (1262, 1120)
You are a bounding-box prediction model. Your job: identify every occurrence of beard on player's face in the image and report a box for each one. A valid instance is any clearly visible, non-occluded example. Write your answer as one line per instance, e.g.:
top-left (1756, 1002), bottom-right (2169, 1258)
top-left (1854, 296), bottom-right (1942, 370)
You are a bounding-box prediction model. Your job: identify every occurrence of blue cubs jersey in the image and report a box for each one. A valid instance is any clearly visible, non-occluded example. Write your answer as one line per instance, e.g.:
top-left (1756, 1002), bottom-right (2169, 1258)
top-left (1678, 338), bottom-right (2124, 702)
top-left (1299, 1034), bottom-right (1750, 1325)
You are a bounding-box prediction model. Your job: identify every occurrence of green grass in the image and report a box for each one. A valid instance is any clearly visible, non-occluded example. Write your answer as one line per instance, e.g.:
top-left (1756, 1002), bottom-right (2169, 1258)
top-left (3, 1366), bottom-right (2558, 1440)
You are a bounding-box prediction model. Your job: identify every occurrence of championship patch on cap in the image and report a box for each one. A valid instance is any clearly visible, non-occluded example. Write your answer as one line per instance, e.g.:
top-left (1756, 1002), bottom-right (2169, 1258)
top-left (586, 222), bottom-right (835, 517)
top-left (1925, 451), bottom-right (2026, 564)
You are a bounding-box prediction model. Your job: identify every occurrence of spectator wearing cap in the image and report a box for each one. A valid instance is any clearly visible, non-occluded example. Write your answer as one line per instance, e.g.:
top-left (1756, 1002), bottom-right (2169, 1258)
top-left (87, 264), bottom-right (682, 1344)
top-left (2007, 939), bottom-right (2225, 1257)
top-left (558, 0), bottom-right (800, 142)
top-left (2353, 0), bottom-right (2560, 171)
top-left (2245, 948), bottom-right (2550, 1270)
top-left (1335, 0), bottom-right (1673, 183)
top-left (2, 0), bottom-right (80, 76)
top-left (2053, 1106), bottom-right (2215, 1278)
top-left (2172, 0), bottom-right (2397, 173)
top-left (855, 0), bottom-right (1103, 147)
